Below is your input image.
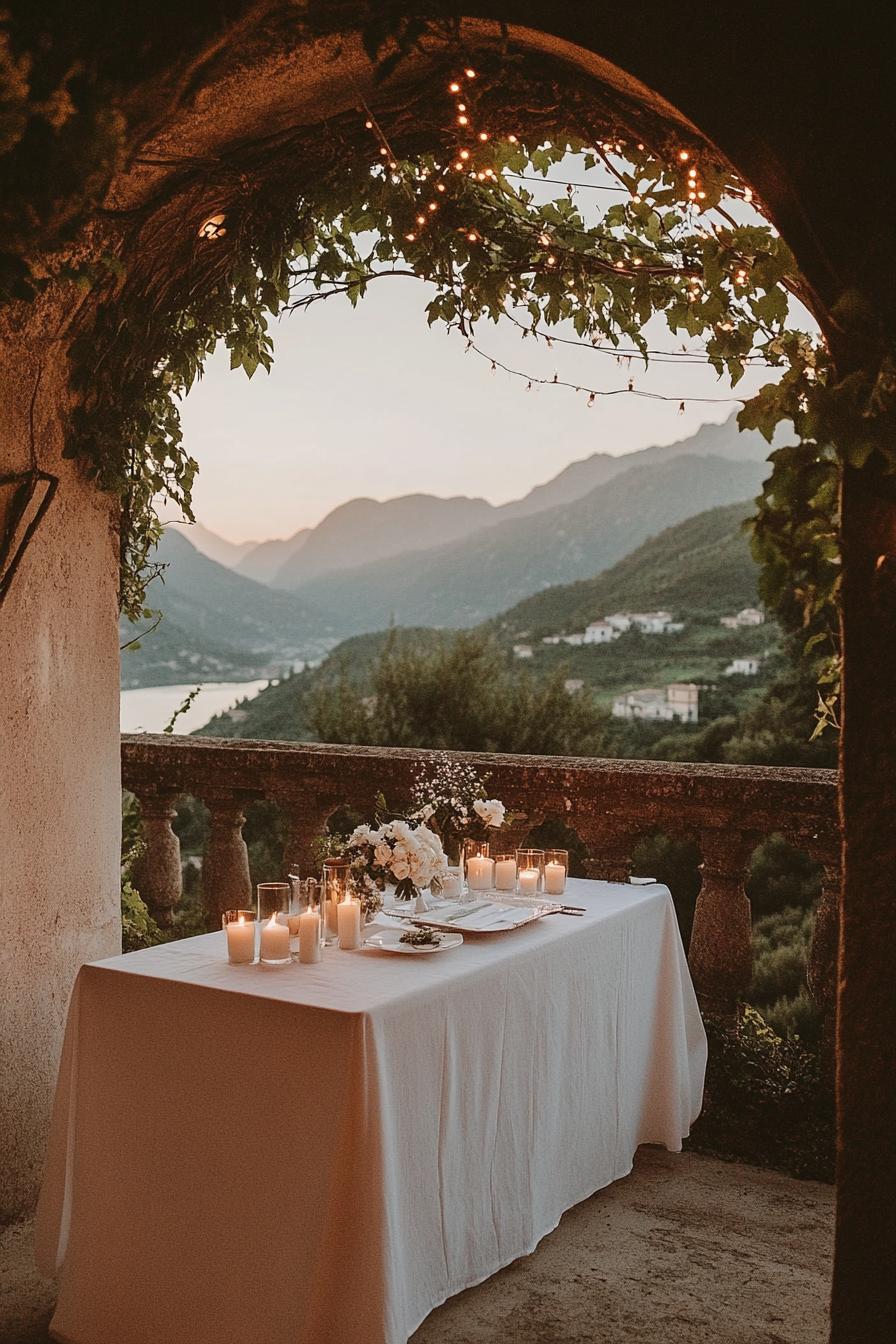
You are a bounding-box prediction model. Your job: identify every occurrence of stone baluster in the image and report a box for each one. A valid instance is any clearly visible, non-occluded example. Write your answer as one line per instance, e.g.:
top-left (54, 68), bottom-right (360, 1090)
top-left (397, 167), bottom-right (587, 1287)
top-left (281, 800), bottom-right (335, 878)
top-left (689, 829), bottom-right (757, 1020)
top-left (130, 790), bottom-right (182, 927)
top-left (201, 794), bottom-right (253, 927)
top-left (578, 819), bottom-right (636, 883)
top-left (807, 842), bottom-right (841, 1076)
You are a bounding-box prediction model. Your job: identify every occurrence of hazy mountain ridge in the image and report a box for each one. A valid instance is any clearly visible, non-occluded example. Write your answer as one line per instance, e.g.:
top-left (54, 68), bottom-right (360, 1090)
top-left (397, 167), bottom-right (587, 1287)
top-left (271, 492), bottom-right (495, 588)
top-left (288, 454), bottom-right (767, 633)
top-left (120, 530), bottom-right (333, 686)
top-left (223, 414), bottom-right (775, 589)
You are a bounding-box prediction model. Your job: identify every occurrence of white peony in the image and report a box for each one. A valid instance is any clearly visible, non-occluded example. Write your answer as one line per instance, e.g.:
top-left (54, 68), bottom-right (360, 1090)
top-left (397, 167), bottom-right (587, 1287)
top-left (473, 798), bottom-right (506, 829)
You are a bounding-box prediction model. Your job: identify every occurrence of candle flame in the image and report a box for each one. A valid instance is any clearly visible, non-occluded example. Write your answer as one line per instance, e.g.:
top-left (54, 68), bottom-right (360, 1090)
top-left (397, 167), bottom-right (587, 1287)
top-left (266, 912), bottom-right (278, 928)
top-left (237, 915), bottom-right (245, 925)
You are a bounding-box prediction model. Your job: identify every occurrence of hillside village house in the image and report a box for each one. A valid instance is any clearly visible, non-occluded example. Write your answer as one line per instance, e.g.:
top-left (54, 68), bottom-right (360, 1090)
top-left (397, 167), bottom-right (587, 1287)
top-left (583, 619), bottom-right (617, 643)
top-left (720, 607), bottom-right (766, 630)
top-left (725, 657), bottom-right (761, 676)
top-left (612, 682), bottom-right (700, 723)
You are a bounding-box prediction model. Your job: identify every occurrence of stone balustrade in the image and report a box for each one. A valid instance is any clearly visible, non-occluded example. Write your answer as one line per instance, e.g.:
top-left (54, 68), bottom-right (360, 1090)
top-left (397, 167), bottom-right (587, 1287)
top-left (121, 734), bottom-right (839, 1023)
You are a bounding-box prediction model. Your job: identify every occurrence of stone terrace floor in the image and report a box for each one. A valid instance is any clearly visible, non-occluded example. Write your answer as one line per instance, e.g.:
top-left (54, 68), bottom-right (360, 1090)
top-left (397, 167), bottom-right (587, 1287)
top-left (412, 1148), bottom-right (833, 1344)
top-left (3, 1148), bottom-right (833, 1344)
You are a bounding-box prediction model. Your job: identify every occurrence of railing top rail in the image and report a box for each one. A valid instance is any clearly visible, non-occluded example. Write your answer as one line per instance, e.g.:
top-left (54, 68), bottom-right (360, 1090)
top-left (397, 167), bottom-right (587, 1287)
top-left (121, 734), bottom-right (838, 838)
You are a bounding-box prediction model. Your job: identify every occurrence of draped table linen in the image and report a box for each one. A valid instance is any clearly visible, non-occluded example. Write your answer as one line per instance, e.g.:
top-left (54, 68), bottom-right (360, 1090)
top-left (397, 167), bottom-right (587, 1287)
top-left (36, 879), bottom-right (706, 1344)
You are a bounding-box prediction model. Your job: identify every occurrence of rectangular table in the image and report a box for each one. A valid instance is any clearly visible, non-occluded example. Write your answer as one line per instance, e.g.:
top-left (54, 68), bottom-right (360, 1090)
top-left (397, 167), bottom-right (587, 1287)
top-left (36, 879), bottom-right (706, 1344)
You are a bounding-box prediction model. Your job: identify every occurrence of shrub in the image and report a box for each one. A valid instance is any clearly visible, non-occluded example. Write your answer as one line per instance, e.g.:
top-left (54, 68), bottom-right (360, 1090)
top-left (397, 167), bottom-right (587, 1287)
top-left (688, 1006), bottom-right (834, 1181)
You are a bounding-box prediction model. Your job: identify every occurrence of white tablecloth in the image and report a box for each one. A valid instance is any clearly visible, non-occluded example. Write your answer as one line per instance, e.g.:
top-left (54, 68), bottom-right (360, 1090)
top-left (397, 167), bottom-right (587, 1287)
top-left (36, 879), bottom-right (706, 1344)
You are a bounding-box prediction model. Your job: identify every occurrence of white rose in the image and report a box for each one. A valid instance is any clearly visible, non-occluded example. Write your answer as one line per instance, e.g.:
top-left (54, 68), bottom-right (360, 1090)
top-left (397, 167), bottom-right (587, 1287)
top-left (474, 798), bottom-right (505, 829)
top-left (374, 843), bottom-right (392, 866)
top-left (392, 858), bottom-right (410, 881)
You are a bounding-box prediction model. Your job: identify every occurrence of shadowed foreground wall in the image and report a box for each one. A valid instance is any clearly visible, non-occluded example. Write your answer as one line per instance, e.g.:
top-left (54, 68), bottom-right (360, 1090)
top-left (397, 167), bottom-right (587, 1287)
top-left (0, 335), bottom-right (121, 1227)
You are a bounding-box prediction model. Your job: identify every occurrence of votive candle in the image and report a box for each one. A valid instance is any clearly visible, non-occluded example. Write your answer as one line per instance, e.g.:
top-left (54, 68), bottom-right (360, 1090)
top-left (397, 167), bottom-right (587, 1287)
top-left (493, 855), bottom-right (517, 891)
top-left (518, 868), bottom-right (539, 898)
top-left (544, 862), bottom-right (566, 896)
top-left (466, 855), bottom-right (494, 890)
top-left (224, 913), bottom-right (255, 963)
top-left (260, 912), bottom-right (290, 964)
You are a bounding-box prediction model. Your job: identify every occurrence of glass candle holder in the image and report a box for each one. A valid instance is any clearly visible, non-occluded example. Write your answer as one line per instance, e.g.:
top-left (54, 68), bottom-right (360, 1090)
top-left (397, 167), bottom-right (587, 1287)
top-left (222, 909), bottom-right (256, 963)
top-left (463, 838), bottom-right (493, 893)
top-left (322, 858), bottom-right (350, 945)
top-left (492, 853), bottom-right (517, 892)
top-left (515, 848), bottom-right (545, 897)
top-left (257, 882), bottom-right (290, 924)
top-left (543, 849), bottom-right (569, 896)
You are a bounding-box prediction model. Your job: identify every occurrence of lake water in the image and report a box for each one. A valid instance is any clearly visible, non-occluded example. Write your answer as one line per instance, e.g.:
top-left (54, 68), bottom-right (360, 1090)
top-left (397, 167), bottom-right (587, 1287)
top-left (120, 680), bottom-right (269, 735)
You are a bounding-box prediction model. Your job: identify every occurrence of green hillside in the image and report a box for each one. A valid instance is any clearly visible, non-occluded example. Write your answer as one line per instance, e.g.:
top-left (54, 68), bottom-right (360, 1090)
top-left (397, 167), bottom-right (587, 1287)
top-left (488, 500), bottom-right (758, 641)
top-left (198, 628), bottom-right (440, 740)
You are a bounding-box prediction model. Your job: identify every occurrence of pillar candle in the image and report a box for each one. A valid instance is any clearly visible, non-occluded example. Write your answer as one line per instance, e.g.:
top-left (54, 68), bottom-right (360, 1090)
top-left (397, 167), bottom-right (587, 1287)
top-left (299, 905), bottom-right (322, 963)
top-left (493, 858), bottom-right (517, 891)
top-left (337, 897), bottom-right (362, 950)
top-left (544, 861), bottom-right (567, 896)
top-left (518, 868), bottom-right (539, 897)
top-left (225, 915), bottom-right (255, 964)
top-left (260, 912), bottom-right (290, 962)
top-left (466, 856), bottom-right (494, 890)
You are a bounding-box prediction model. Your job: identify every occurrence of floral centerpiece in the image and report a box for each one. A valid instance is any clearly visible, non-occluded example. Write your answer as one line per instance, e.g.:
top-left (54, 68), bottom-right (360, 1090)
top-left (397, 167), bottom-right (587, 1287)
top-left (408, 753), bottom-right (515, 865)
top-left (345, 818), bottom-right (449, 913)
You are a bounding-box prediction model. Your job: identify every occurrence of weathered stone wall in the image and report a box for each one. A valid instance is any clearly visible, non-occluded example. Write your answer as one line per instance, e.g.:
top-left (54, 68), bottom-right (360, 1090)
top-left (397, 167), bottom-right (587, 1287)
top-left (0, 327), bottom-right (121, 1225)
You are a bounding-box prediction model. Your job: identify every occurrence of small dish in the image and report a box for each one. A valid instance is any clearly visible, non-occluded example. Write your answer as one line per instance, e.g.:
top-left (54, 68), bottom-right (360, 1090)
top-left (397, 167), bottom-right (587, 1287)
top-left (363, 927), bottom-right (464, 955)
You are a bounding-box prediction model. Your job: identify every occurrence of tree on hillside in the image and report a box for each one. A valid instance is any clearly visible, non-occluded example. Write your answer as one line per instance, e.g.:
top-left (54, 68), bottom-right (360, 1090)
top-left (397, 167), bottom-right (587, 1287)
top-left (308, 630), bottom-right (608, 756)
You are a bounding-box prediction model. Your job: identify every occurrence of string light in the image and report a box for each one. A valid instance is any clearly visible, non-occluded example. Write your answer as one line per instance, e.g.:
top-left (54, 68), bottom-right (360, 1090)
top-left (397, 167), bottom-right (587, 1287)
top-left (678, 149), bottom-right (690, 161)
top-left (449, 81), bottom-right (461, 92)
top-left (458, 114), bottom-right (469, 126)
top-left (464, 67), bottom-right (476, 78)
top-left (364, 119), bottom-right (373, 129)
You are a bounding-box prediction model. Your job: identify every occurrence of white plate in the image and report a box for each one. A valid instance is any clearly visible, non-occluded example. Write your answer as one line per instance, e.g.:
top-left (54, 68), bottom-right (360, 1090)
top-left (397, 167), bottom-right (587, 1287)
top-left (363, 927), bottom-right (464, 955)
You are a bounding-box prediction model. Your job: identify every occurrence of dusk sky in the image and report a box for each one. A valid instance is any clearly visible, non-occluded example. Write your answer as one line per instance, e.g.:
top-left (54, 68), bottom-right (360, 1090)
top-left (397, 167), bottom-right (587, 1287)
top-left (177, 166), bottom-right (801, 544)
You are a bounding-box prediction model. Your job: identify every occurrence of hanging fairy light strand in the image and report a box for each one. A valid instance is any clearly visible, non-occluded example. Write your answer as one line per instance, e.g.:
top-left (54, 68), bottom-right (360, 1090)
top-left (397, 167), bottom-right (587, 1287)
top-left (347, 70), bottom-right (773, 413)
top-left (462, 339), bottom-right (743, 406)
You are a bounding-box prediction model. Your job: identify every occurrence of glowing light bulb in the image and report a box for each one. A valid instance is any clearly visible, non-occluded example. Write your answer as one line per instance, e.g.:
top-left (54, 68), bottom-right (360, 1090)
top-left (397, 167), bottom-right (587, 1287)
top-left (743, 187), bottom-right (753, 202)
top-left (615, 260), bottom-right (625, 269)
top-left (416, 214), bottom-right (425, 224)
top-left (449, 81), bottom-right (461, 93)
top-left (458, 115), bottom-right (468, 126)
top-left (697, 190), bottom-right (706, 199)
top-left (478, 131), bottom-right (488, 141)
top-left (459, 149), bottom-right (470, 160)
top-left (436, 183), bottom-right (446, 192)
top-left (428, 202), bottom-right (437, 211)
top-left (379, 147), bottom-right (387, 156)
top-left (678, 150), bottom-right (690, 161)
top-left (405, 232), bottom-right (416, 241)
top-left (508, 135), bottom-right (518, 144)
top-left (634, 258), bottom-right (643, 266)
top-left (198, 213), bottom-right (227, 240)
top-left (365, 119), bottom-right (373, 129)
top-left (632, 194), bottom-right (642, 203)
top-left (467, 231), bottom-right (478, 242)
top-left (546, 255), bottom-right (556, 266)
top-left (465, 67), bottom-right (476, 78)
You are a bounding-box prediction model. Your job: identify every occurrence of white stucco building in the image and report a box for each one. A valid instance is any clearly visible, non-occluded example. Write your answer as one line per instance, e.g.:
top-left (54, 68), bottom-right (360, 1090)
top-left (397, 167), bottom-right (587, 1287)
top-left (612, 682), bottom-right (700, 723)
top-left (725, 657), bottom-right (761, 676)
top-left (583, 620), bottom-right (618, 644)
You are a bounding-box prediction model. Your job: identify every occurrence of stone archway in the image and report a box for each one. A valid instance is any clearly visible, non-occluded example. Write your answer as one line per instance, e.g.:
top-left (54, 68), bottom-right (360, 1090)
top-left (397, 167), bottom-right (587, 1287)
top-left (1, 8), bottom-right (893, 1341)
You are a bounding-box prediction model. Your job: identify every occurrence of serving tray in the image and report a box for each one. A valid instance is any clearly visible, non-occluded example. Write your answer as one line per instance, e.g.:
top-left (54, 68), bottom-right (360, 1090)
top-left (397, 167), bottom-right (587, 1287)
top-left (380, 894), bottom-right (563, 934)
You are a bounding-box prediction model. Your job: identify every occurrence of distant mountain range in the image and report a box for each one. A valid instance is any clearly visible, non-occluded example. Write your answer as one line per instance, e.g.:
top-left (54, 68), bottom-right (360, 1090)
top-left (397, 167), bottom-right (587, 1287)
top-left (119, 531), bottom-right (334, 687)
top-left (186, 414), bottom-right (773, 590)
top-left (286, 454), bottom-right (766, 632)
top-left (125, 416), bottom-right (775, 687)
